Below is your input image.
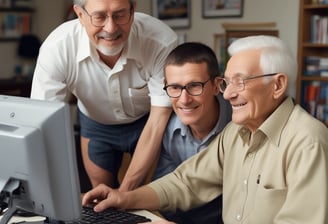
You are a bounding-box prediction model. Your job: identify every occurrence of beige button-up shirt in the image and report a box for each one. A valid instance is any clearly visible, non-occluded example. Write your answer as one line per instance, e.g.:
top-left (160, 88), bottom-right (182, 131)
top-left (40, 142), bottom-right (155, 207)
top-left (150, 97), bottom-right (328, 223)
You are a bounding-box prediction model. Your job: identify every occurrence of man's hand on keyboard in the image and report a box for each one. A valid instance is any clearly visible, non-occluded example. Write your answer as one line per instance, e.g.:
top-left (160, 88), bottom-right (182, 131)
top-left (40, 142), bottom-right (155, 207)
top-left (82, 183), bottom-right (161, 213)
top-left (82, 184), bottom-right (124, 212)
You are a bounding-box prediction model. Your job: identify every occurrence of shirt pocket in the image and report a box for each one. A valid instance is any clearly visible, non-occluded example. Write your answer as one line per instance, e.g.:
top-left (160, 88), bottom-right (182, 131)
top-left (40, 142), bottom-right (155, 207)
top-left (125, 85), bottom-right (150, 117)
top-left (249, 185), bottom-right (287, 224)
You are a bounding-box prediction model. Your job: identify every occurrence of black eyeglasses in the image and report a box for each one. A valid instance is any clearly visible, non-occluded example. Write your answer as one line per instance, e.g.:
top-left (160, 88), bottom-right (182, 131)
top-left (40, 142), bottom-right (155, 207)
top-left (163, 79), bottom-right (211, 98)
top-left (82, 6), bottom-right (133, 27)
top-left (218, 73), bottom-right (278, 93)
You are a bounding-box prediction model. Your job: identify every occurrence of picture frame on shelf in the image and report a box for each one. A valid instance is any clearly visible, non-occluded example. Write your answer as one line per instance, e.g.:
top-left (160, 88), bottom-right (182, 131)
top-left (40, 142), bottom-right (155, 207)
top-left (202, 0), bottom-right (243, 18)
top-left (152, 0), bottom-right (190, 29)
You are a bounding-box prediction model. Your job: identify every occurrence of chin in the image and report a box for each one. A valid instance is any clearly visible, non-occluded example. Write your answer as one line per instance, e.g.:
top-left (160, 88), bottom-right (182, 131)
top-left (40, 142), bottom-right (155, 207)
top-left (96, 43), bottom-right (124, 56)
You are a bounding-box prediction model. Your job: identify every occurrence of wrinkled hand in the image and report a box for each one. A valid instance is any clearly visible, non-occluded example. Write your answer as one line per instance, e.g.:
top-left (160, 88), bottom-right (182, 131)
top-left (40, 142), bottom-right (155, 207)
top-left (82, 183), bottom-right (125, 212)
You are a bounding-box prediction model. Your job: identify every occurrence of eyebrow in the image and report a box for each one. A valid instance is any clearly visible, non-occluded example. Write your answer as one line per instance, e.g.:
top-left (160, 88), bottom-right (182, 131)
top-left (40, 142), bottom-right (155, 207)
top-left (89, 7), bottom-right (129, 15)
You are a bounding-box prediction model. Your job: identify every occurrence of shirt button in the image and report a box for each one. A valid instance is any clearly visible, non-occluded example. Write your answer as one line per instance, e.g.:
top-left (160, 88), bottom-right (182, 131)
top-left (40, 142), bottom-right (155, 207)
top-left (247, 152), bottom-right (254, 158)
top-left (243, 179), bottom-right (248, 185)
top-left (236, 214), bottom-right (242, 221)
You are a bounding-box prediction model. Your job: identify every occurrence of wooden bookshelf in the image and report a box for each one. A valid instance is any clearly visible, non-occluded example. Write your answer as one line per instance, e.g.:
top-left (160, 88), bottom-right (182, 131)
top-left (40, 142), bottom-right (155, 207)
top-left (296, 0), bottom-right (328, 126)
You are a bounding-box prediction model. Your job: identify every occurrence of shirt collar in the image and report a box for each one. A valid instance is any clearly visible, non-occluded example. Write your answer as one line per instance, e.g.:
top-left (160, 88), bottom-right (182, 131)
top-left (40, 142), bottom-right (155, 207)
top-left (238, 97), bottom-right (295, 147)
top-left (259, 97), bottom-right (294, 147)
top-left (172, 95), bottom-right (223, 138)
top-left (76, 27), bottom-right (92, 62)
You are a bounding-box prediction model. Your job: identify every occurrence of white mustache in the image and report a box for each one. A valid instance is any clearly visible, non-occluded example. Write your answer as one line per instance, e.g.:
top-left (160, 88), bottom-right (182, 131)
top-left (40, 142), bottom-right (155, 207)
top-left (96, 31), bottom-right (122, 39)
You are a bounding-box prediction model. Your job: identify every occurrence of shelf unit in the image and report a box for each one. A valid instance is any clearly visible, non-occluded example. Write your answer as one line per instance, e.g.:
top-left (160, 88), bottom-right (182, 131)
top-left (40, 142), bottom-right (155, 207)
top-left (296, 0), bottom-right (328, 126)
top-left (0, 6), bottom-right (34, 41)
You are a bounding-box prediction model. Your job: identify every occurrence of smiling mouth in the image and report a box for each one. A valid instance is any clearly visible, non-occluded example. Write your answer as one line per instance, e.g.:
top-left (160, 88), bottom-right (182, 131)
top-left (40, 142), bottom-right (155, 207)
top-left (179, 106), bottom-right (199, 113)
top-left (101, 35), bottom-right (121, 41)
top-left (97, 31), bottom-right (122, 41)
top-left (232, 102), bottom-right (247, 109)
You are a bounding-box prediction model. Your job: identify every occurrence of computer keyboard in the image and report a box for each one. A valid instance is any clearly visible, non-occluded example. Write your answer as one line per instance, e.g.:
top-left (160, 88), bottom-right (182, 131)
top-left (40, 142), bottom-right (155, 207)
top-left (65, 206), bottom-right (152, 224)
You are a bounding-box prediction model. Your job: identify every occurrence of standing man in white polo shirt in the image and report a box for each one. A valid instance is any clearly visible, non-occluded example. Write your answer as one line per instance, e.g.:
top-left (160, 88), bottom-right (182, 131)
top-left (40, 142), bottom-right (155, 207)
top-left (30, 0), bottom-right (178, 190)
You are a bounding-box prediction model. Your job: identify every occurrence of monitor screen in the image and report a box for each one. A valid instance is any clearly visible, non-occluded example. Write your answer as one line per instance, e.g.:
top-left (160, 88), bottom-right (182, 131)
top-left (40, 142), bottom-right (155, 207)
top-left (0, 95), bottom-right (81, 223)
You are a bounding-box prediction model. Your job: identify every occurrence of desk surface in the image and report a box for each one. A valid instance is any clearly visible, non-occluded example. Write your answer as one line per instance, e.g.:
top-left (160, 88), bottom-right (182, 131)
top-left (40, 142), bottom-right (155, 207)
top-left (0, 209), bottom-right (163, 223)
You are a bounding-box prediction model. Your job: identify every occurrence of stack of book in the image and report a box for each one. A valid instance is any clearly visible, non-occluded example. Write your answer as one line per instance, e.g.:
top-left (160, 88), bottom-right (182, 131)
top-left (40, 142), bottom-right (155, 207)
top-left (304, 56), bottom-right (328, 77)
top-left (303, 81), bottom-right (328, 125)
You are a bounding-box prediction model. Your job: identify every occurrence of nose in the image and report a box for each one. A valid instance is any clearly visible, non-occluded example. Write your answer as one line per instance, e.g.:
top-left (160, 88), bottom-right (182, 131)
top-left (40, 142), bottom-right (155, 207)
top-left (223, 84), bottom-right (238, 100)
top-left (102, 17), bottom-right (117, 32)
top-left (178, 89), bottom-right (193, 103)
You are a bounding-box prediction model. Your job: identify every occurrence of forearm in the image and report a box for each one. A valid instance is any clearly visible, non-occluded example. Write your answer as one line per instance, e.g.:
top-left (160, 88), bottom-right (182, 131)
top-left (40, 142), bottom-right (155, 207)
top-left (120, 106), bottom-right (172, 191)
top-left (125, 185), bottom-right (161, 211)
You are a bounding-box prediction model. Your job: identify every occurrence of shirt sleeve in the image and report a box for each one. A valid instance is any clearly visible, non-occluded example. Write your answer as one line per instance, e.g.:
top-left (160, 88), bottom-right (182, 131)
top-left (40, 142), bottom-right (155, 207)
top-left (146, 40), bottom-right (177, 108)
top-left (30, 40), bottom-right (70, 102)
top-left (149, 134), bottom-right (223, 211)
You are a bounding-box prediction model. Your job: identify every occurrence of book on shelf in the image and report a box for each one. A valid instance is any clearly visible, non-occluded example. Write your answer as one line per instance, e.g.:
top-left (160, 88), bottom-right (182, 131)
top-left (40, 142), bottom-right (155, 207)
top-left (303, 81), bottom-right (328, 125)
top-left (0, 12), bottom-right (30, 38)
top-left (304, 56), bottom-right (328, 77)
top-left (311, 0), bottom-right (328, 4)
top-left (310, 14), bottom-right (328, 44)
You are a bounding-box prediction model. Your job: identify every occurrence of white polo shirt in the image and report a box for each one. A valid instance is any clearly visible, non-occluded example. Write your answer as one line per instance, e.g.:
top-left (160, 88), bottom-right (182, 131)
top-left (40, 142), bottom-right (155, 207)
top-left (31, 13), bottom-right (178, 124)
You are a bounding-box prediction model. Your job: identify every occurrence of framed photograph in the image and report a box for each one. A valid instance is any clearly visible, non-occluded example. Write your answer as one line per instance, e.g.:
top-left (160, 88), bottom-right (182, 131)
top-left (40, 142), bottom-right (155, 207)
top-left (152, 0), bottom-right (190, 29)
top-left (202, 0), bottom-right (243, 18)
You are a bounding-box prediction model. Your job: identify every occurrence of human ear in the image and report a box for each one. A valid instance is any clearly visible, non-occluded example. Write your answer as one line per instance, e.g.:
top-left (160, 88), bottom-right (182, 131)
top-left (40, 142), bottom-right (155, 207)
top-left (73, 5), bottom-right (85, 22)
top-left (273, 73), bottom-right (288, 99)
top-left (213, 77), bottom-right (221, 95)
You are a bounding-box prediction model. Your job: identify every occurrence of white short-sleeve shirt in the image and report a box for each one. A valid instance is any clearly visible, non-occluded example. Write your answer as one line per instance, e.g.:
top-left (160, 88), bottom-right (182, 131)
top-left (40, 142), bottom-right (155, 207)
top-left (31, 13), bottom-right (178, 124)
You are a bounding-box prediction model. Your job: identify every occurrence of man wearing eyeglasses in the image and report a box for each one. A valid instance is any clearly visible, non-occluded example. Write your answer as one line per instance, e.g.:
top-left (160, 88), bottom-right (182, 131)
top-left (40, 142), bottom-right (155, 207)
top-left (152, 42), bottom-right (231, 224)
top-left (82, 35), bottom-right (328, 224)
top-left (30, 0), bottom-right (178, 191)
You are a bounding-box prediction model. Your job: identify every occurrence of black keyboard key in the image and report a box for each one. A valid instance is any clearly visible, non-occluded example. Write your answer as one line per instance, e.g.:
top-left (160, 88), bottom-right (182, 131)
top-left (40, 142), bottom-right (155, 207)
top-left (65, 206), bottom-right (152, 224)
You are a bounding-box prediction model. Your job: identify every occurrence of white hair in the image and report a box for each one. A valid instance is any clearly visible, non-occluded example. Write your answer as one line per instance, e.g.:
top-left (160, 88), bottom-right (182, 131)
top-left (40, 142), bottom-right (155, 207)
top-left (228, 35), bottom-right (297, 98)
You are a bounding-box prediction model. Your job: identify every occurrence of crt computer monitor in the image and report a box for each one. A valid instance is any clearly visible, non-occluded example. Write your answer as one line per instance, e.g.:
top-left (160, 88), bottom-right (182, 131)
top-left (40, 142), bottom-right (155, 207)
top-left (0, 95), bottom-right (81, 223)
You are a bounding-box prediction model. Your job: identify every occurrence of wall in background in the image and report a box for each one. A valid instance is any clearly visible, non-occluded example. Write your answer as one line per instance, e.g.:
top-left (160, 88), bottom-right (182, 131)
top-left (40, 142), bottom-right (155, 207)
top-left (137, 0), bottom-right (299, 60)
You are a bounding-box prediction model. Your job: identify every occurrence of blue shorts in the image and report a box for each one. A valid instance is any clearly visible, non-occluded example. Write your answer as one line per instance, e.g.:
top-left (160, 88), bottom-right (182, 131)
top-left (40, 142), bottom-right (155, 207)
top-left (78, 110), bottom-right (149, 176)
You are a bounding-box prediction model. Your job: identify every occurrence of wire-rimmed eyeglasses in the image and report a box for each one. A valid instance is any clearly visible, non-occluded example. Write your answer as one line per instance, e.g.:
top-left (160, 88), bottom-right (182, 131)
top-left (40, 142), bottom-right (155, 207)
top-left (81, 6), bottom-right (133, 27)
top-left (163, 79), bottom-right (211, 98)
top-left (218, 73), bottom-right (278, 93)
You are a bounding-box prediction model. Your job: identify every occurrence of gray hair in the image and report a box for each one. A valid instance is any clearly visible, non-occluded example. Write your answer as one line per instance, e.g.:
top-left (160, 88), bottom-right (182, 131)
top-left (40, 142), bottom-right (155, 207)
top-left (73, 0), bottom-right (134, 7)
top-left (228, 35), bottom-right (297, 98)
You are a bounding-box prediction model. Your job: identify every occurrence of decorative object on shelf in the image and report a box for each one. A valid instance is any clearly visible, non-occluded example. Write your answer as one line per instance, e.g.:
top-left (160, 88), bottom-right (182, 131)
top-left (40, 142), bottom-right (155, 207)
top-left (152, 0), bottom-right (190, 29)
top-left (202, 0), bottom-right (243, 18)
